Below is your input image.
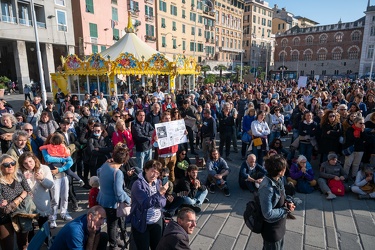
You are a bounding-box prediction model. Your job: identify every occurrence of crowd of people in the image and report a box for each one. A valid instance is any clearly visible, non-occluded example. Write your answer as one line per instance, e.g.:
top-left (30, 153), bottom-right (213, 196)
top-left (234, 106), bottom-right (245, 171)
top-left (0, 77), bottom-right (374, 249)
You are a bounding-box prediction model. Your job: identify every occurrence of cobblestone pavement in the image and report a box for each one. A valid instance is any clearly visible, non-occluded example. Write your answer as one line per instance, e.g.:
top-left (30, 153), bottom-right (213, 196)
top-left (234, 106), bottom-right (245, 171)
top-left (4, 94), bottom-right (375, 250)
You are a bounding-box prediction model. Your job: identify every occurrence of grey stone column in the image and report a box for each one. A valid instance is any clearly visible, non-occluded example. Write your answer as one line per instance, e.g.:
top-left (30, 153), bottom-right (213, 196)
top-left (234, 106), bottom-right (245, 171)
top-left (13, 40), bottom-right (30, 94)
top-left (42, 43), bottom-right (55, 92)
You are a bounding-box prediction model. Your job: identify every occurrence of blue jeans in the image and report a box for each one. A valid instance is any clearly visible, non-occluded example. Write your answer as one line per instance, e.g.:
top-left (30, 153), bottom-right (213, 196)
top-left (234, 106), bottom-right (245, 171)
top-left (299, 143), bottom-right (313, 162)
top-left (269, 131), bottom-right (280, 144)
top-left (292, 129), bottom-right (299, 142)
top-left (182, 189), bottom-right (208, 206)
top-left (252, 145), bottom-right (264, 166)
top-left (136, 149), bottom-right (153, 169)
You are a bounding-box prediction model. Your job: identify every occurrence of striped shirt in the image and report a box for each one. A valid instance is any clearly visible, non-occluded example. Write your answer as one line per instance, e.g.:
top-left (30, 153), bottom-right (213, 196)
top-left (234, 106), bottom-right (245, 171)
top-left (146, 181), bottom-right (161, 224)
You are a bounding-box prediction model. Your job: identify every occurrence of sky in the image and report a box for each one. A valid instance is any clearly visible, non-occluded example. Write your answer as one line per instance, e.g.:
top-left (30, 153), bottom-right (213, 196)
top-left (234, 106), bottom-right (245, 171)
top-left (265, 0), bottom-right (368, 25)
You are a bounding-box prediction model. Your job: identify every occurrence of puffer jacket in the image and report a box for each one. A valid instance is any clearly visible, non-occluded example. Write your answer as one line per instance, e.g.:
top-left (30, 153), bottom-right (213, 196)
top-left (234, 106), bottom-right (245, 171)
top-left (37, 120), bottom-right (59, 142)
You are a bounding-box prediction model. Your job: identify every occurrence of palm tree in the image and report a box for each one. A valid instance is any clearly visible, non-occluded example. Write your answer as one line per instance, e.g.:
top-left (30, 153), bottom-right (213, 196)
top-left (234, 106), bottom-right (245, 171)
top-left (243, 66), bottom-right (251, 75)
top-left (234, 65), bottom-right (242, 82)
top-left (201, 65), bottom-right (211, 78)
top-left (215, 64), bottom-right (227, 78)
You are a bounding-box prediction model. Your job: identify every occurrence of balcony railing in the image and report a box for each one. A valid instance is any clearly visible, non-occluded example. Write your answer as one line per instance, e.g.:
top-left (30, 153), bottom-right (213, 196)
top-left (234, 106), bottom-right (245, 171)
top-left (2, 15), bottom-right (17, 24)
top-left (144, 0), bottom-right (153, 4)
top-left (145, 15), bottom-right (154, 22)
top-left (130, 9), bottom-right (140, 17)
top-left (145, 35), bottom-right (156, 42)
top-left (19, 18), bottom-right (32, 26)
top-left (37, 22), bottom-right (46, 28)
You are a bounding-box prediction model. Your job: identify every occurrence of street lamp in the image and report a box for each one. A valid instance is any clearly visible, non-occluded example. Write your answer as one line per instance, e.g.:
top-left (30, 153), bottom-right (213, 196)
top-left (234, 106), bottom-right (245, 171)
top-left (192, 0), bottom-right (215, 90)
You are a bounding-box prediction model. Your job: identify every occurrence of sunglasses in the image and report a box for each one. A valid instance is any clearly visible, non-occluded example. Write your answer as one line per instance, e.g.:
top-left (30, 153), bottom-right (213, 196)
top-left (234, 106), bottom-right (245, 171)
top-left (114, 115), bottom-right (120, 118)
top-left (2, 161), bottom-right (16, 168)
top-left (329, 115), bottom-right (335, 118)
top-left (181, 153), bottom-right (186, 155)
top-left (24, 129), bottom-right (33, 132)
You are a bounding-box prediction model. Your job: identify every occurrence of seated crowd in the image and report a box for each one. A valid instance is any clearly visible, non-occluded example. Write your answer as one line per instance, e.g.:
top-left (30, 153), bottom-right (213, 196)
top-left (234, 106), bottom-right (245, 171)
top-left (0, 78), bottom-right (375, 249)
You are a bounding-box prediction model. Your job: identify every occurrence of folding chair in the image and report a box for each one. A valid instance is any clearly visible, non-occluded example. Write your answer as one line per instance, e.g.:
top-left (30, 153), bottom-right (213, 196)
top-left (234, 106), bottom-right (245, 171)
top-left (27, 221), bottom-right (52, 250)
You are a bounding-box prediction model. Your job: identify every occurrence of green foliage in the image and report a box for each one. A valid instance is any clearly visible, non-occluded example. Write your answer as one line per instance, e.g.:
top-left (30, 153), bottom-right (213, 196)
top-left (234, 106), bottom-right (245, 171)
top-left (204, 74), bottom-right (216, 84)
top-left (0, 76), bottom-right (10, 84)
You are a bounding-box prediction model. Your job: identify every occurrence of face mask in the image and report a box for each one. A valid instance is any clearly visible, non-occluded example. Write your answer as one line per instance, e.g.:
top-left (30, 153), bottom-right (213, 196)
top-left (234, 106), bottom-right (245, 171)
top-left (93, 133), bottom-right (101, 137)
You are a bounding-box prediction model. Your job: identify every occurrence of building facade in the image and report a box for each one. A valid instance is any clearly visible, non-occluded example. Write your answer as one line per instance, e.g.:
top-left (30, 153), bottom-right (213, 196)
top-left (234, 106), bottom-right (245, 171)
top-left (0, 0), bottom-right (75, 91)
top-left (359, 1), bottom-right (375, 77)
top-left (242, 0), bottom-right (273, 77)
top-left (71, 0), bottom-right (157, 59)
top-left (274, 18), bottom-right (364, 80)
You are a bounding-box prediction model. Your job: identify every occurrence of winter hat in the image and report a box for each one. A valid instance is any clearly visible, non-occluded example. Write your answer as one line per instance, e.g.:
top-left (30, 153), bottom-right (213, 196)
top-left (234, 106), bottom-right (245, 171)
top-left (328, 153), bottom-right (338, 161)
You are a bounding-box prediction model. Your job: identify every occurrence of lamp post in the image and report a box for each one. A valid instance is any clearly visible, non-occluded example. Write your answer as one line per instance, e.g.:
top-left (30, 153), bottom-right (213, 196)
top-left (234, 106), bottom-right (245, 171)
top-left (370, 44), bottom-right (375, 80)
top-left (192, 0), bottom-right (215, 90)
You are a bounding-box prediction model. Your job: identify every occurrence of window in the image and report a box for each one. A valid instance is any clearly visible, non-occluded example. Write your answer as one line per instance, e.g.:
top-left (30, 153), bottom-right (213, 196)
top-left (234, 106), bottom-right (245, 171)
top-left (170, 5), bottom-right (177, 16)
top-left (291, 52), bottom-right (299, 61)
top-left (190, 42), bottom-right (195, 51)
top-left (303, 51), bottom-right (312, 61)
top-left (281, 39), bottom-right (287, 47)
top-left (182, 9), bottom-right (186, 18)
top-left (129, 1), bottom-right (139, 11)
top-left (162, 36), bottom-right (166, 47)
top-left (145, 6), bottom-right (153, 16)
top-left (348, 49), bottom-right (359, 59)
top-left (159, 0), bottom-right (166, 12)
top-left (191, 27), bottom-right (195, 35)
top-left (351, 31), bottom-right (360, 41)
top-left (198, 15), bottom-right (202, 24)
top-left (89, 23), bottom-right (98, 37)
top-left (293, 38), bottom-right (299, 45)
top-left (112, 7), bottom-right (118, 21)
top-left (306, 36), bottom-right (313, 45)
top-left (319, 35), bottom-right (327, 44)
top-left (113, 28), bottom-right (119, 40)
top-left (279, 52), bottom-right (286, 62)
top-left (161, 18), bottom-right (166, 28)
top-left (57, 10), bottom-right (67, 31)
top-left (322, 70), bottom-right (326, 75)
top-left (111, 0), bottom-right (117, 4)
top-left (371, 26), bottom-right (375, 36)
top-left (172, 21), bottom-right (176, 31)
top-left (182, 41), bottom-right (186, 50)
top-left (182, 24), bottom-right (185, 33)
top-left (86, 0), bottom-right (94, 13)
top-left (190, 12), bottom-right (196, 22)
top-left (317, 51), bottom-right (326, 61)
top-left (92, 45), bottom-right (98, 53)
top-left (368, 45), bottom-right (374, 59)
top-left (173, 39), bottom-right (177, 48)
top-left (332, 50), bottom-right (342, 60)
top-left (101, 45), bottom-right (106, 51)
top-left (253, 15), bottom-right (256, 23)
top-left (146, 24), bottom-right (154, 36)
top-left (55, 0), bottom-right (65, 6)
top-left (335, 33), bottom-right (343, 42)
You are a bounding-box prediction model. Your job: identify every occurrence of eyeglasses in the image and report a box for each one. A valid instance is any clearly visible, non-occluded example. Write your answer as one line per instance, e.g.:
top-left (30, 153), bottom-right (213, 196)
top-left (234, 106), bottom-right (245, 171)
top-left (299, 161), bottom-right (307, 164)
top-left (90, 102), bottom-right (95, 104)
top-left (328, 115), bottom-right (336, 118)
top-left (24, 129), bottom-right (33, 132)
top-left (2, 161), bottom-right (16, 168)
top-left (358, 122), bottom-right (365, 125)
top-left (114, 115), bottom-right (120, 118)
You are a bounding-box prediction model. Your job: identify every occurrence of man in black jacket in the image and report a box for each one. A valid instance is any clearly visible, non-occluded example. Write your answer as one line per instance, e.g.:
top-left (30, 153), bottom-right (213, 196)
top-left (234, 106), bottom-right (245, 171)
top-left (201, 108), bottom-right (216, 161)
top-left (218, 103), bottom-right (235, 161)
top-left (131, 109), bottom-right (155, 169)
top-left (156, 207), bottom-right (196, 250)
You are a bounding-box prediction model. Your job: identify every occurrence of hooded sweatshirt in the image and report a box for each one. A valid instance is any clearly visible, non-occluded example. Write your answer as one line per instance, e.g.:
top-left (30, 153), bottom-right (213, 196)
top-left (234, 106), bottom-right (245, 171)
top-left (156, 220), bottom-right (191, 250)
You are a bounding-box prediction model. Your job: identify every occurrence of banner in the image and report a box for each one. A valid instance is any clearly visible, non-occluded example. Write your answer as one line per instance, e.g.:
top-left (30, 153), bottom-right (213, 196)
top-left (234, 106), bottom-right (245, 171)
top-left (155, 119), bottom-right (188, 149)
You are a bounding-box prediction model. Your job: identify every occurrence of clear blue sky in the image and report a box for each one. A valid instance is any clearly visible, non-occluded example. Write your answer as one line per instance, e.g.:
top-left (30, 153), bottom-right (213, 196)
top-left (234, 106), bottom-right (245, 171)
top-left (266, 0), bottom-right (368, 25)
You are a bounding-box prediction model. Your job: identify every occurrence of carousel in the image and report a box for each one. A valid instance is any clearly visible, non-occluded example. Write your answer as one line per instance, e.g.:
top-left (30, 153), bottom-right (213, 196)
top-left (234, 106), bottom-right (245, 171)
top-left (51, 15), bottom-right (200, 98)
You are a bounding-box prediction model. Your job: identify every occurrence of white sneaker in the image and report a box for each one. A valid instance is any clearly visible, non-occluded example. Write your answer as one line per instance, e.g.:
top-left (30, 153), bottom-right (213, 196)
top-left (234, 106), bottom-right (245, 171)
top-left (61, 214), bottom-right (73, 221)
top-left (326, 193), bottom-right (336, 200)
top-left (255, 182), bottom-right (260, 189)
top-left (50, 220), bottom-right (57, 229)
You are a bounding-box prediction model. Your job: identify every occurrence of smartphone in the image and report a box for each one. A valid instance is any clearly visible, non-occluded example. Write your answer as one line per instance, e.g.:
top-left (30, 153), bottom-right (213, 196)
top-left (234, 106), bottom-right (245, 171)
top-left (162, 176), bottom-right (169, 185)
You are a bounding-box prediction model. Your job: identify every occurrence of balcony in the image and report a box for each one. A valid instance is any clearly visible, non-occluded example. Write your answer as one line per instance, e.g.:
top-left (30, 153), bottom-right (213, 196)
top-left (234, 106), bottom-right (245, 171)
top-left (182, 14), bottom-right (186, 19)
top-left (134, 20), bottom-right (141, 27)
top-left (145, 15), bottom-right (154, 22)
top-left (161, 23), bottom-right (166, 28)
top-left (205, 25), bottom-right (210, 30)
top-left (130, 9), bottom-right (140, 17)
top-left (162, 43), bottom-right (167, 47)
top-left (145, 35), bottom-right (156, 42)
top-left (172, 27), bottom-right (177, 31)
top-left (173, 45), bottom-right (177, 49)
top-left (113, 35), bottom-right (119, 41)
top-left (205, 38), bottom-right (209, 43)
top-left (144, 0), bottom-right (153, 4)
top-left (19, 18), bottom-right (32, 26)
top-left (2, 15), bottom-right (17, 24)
top-left (210, 39), bottom-right (214, 44)
top-left (37, 22), bottom-right (46, 28)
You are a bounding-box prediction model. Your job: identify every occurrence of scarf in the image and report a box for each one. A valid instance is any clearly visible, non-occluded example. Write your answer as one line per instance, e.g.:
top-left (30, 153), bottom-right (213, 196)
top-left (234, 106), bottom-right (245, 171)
top-left (352, 124), bottom-right (362, 138)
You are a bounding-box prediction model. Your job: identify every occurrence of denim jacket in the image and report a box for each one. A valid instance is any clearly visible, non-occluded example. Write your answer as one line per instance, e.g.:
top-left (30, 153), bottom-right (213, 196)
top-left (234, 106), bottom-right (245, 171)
top-left (258, 176), bottom-right (288, 223)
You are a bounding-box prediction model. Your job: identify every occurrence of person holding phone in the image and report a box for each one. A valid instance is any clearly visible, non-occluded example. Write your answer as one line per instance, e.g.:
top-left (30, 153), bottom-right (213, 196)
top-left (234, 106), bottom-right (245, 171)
top-left (174, 165), bottom-right (208, 213)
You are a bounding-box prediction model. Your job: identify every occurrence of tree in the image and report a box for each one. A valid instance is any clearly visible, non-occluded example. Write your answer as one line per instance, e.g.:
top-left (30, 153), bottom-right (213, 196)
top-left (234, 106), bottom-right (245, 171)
top-left (201, 65), bottom-right (211, 78)
top-left (243, 66), bottom-right (251, 75)
top-left (234, 65), bottom-right (241, 82)
top-left (215, 64), bottom-right (227, 78)
top-left (204, 74), bottom-right (216, 84)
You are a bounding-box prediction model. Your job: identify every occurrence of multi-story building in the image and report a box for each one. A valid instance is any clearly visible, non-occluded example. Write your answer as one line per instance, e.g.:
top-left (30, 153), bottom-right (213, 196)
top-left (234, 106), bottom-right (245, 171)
top-left (271, 5), bottom-right (298, 34)
top-left (213, 0), bottom-right (244, 69)
top-left (359, 1), bottom-right (375, 77)
top-left (155, 0), bottom-right (216, 63)
top-left (243, 0), bottom-right (273, 74)
top-left (71, 0), bottom-right (156, 58)
top-left (0, 0), bottom-right (75, 91)
top-left (274, 18), bottom-right (364, 80)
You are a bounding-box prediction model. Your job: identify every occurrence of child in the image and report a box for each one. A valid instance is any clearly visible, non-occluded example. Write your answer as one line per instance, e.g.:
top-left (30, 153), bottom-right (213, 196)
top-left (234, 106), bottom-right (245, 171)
top-left (40, 133), bottom-right (84, 187)
top-left (88, 176), bottom-right (100, 208)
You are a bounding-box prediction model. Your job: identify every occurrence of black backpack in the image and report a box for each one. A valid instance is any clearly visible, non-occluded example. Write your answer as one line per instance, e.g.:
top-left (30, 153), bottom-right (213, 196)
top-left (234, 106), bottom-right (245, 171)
top-left (243, 194), bottom-right (264, 234)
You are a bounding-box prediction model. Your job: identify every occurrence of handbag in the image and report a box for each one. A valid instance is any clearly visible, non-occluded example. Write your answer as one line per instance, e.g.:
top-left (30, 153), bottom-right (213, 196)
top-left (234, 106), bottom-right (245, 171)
top-left (280, 124), bottom-right (288, 137)
top-left (342, 145), bottom-right (354, 156)
top-left (113, 169), bottom-right (131, 217)
top-left (116, 202), bottom-right (131, 217)
top-left (241, 132), bottom-right (252, 144)
top-left (328, 179), bottom-right (345, 196)
top-left (253, 137), bottom-right (263, 147)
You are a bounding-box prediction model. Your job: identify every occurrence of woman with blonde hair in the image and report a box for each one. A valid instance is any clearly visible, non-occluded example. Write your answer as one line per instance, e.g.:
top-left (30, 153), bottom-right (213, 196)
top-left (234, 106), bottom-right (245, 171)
top-left (0, 154), bottom-right (32, 250)
top-left (112, 119), bottom-right (134, 156)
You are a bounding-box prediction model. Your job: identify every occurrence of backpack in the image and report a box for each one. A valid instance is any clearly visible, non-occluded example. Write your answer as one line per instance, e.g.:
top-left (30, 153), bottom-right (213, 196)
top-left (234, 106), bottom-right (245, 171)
top-left (296, 179), bottom-right (314, 194)
top-left (243, 195), bottom-right (264, 234)
top-left (328, 179), bottom-right (345, 196)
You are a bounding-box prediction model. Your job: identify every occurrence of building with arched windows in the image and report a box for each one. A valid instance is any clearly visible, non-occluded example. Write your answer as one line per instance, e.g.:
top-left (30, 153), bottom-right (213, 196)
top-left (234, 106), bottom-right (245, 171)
top-left (274, 17), bottom-right (364, 80)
